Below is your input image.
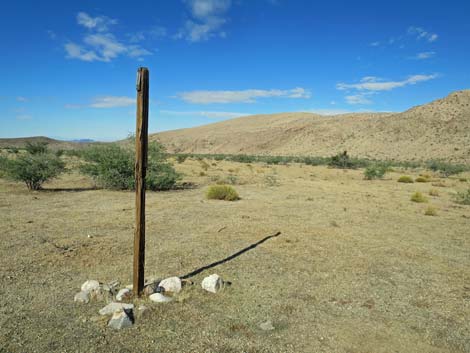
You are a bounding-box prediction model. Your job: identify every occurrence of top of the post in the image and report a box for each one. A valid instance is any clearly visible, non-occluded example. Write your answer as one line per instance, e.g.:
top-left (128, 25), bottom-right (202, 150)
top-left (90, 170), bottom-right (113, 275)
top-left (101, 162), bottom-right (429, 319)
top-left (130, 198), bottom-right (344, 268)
top-left (136, 67), bottom-right (149, 92)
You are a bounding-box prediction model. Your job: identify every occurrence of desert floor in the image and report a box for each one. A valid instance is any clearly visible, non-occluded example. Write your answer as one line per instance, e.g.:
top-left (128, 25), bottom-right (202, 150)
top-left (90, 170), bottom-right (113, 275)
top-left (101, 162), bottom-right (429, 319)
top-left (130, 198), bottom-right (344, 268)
top-left (1, 158), bottom-right (469, 353)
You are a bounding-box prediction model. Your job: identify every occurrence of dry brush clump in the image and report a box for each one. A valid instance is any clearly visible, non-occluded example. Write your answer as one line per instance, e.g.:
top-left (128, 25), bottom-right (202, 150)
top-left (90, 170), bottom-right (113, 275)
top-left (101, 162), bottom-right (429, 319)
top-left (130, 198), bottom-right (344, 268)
top-left (206, 185), bottom-right (240, 201)
top-left (398, 175), bottom-right (414, 183)
top-left (411, 192), bottom-right (428, 203)
top-left (424, 206), bottom-right (438, 216)
top-left (453, 188), bottom-right (470, 205)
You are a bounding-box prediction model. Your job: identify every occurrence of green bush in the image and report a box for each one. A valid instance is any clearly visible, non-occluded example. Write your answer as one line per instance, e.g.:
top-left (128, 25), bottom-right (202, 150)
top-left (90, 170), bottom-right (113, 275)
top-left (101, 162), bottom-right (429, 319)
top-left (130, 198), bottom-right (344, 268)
top-left (328, 151), bottom-right (366, 169)
top-left (426, 160), bottom-right (467, 177)
top-left (364, 164), bottom-right (388, 180)
top-left (424, 206), bottom-right (437, 216)
top-left (176, 154), bottom-right (188, 163)
top-left (411, 192), bottom-right (428, 203)
top-left (80, 142), bottom-right (180, 191)
top-left (1, 153), bottom-right (65, 190)
top-left (398, 176), bottom-right (414, 183)
top-left (454, 188), bottom-right (470, 205)
top-left (206, 185), bottom-right (239, 201)
top-left (25, 141), bottom-right (49, 155)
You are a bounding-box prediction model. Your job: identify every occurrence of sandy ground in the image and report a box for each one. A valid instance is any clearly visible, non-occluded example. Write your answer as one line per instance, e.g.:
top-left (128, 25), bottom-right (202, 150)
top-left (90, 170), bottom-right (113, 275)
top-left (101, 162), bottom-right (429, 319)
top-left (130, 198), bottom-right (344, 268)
top-left (1, 159), bottom-right (469, 353)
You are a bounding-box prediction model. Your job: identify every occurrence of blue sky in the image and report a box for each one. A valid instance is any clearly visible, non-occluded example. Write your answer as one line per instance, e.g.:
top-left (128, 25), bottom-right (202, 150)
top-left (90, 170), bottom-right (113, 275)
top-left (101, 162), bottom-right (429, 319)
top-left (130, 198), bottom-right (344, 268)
top-left (1, 0), bottom-right (469, 141)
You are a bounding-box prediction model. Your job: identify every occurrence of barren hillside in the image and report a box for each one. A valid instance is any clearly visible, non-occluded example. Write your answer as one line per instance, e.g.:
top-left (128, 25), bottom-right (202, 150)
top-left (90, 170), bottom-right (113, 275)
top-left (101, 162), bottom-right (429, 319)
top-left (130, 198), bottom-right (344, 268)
top-left (154, 90), bottom-right (470, 163)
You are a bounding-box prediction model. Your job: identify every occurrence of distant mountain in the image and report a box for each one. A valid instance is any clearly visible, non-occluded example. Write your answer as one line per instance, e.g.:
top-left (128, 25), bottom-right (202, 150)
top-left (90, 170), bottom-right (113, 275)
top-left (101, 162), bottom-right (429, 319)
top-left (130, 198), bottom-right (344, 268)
top-left (69, 139), bottom-right (95, 143)
top-left (153, 90), bottom-right (470, 163)
top-left (0, 136), bottom-right (93, 150)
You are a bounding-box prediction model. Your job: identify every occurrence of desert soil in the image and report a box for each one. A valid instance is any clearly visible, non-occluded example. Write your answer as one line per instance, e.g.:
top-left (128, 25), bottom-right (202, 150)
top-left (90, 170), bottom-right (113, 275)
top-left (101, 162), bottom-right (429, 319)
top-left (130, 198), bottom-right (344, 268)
top-left (1, 158), bottom-right (469, 353)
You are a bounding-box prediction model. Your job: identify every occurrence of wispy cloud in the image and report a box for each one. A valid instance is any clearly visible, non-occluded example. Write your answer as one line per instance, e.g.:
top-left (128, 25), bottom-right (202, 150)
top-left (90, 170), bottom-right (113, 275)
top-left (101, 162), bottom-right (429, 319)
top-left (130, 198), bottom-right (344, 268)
top-left (411, 51), bottom-right (436, 60)
top-left (76, 12), bottom-right (118, 32)
top-left (178, 87), bottom-right (311, 104)
top-left (345, 94), bottom-right (373, 105)
top-left (337, 74), bottom-right (438, 92)
top-left (160, 110), bottom-right (250, 119)
top-left (408, 26), bottom-right (438, 42)
top-left (66, 96), bottom-right (135, 108)
top-left (65, 12), bottom-right (152, 62)
top-left (16, 114), bottom-right (32, 121)
top-left (176, 0), bottom-right (232, 42)
top-left (16, 96), bottom-right (28, 102)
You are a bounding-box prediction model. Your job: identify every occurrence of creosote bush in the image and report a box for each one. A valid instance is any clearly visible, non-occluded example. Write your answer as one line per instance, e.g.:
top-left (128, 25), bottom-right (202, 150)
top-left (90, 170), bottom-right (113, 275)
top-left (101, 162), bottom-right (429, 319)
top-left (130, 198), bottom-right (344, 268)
top-left (206, 184), bottom-right (240, 201)
top-left (398, 176), bottom-right (414, 183)
top-left (411, 192), bottom-right (428, 203)
top-left (364, 164), bottom-right (388, 180)
top-left (415, 176), bottom-right (429, 183)
top-left (453, 188), bottom-right (470, 205)
top-left (0, 143), bottom-right (65, 190)
top-left (80, 141), bottom-right (180, 191)
top-left (429, 189), bottom-right (440, 197)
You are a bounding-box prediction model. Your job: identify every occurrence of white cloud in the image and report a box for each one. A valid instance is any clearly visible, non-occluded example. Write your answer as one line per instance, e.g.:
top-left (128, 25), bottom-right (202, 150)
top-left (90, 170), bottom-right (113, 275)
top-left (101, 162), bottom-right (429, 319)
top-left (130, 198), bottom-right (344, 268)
top-left (337, 74), bottom-right (438, 92)
top-left (411, 51), bottom-right (436, 60)
top-left (370, 41), bottom-right (380, 47)
top-left (160, 110), bottom-right (250, 119)
top-left (66, 12), bottom-right (152, 62)
top-left (77, 12), bottom-right (118, 32)
top-left (178, 87), bottom-right (311, 104)
top-left (177, 0), bottom-right (231, 42)
top-left (16, 96), bottom-right (28, 102)
top-left (89, 96), bottom-right (135, 108)
top-left (345, 94), bottom-right (373, 105)
top-left (408, 26), bottom-right (438, 42)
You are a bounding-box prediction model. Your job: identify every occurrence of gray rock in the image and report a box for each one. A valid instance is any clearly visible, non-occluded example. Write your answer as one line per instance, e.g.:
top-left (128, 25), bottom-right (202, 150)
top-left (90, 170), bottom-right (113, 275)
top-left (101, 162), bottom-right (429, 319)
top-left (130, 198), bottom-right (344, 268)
top-left (81, 280), bottom-right (100, 293)
top-left (74, 291), bottom-right (90, 304)
top-left (259, 320), bottom-right (275, 331)
top-left (99, 302), bottom-right (134, 316)
top-left (159, 277), bottom-right (182, 294)
top-left (149, 293), bottom-right (173, 303)
top-left (116, 288), bottom-right (131, 301)
top-left (107, 309), bottom-right (134, 330)
top-left (201, 274), bottom-right (223, 293)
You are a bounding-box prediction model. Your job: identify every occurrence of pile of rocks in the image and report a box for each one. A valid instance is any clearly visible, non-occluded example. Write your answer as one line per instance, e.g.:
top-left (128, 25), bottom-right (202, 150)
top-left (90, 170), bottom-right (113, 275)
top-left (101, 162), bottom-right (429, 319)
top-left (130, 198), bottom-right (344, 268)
top-left (74, 274), bottom-right (228, 329)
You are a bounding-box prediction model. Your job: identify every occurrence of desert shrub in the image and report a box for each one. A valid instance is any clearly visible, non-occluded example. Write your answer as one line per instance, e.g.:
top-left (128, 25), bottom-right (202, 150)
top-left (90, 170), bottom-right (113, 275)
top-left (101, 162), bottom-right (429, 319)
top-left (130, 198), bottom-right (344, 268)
top-left (398, 176), bottom-right (414, 183)
top-left (55, 149), bottom-right (65, 157)
top-left (7, 147), bottom-right (19, 154)
top-left (364, 164), bottom-right (388, 180)
top-left (411, 192), bottom-right (428, 203)
top-left (424, 206), bottom-right (437, 216)
top-left (328, 151), bottom-right (366, 169)
top-left (264, 173), bottom-right (280, 186)
top-left (415, 176), bottom-right (429, 183)
top-left (80, 142), bottom-right (179, 190)
top-left (25, 141), bottom-right (49, 155)
top-left (459, 177), bottom-right (468, 182)
top-left (199, 171), bottom-right (206, 177)
top-left (429, 189), bottom-right (440, 197)
top-left (200, 160), bottom-right (210, 171)
top-left (432, 181), bottom-right (447, 187)
top-left (206, 185), bottom-right (239, 201)
top-left (453, 188), bottom-right (470, 205)
top-left (225, 174), bottom-right (238, 185)
top-left (176, 154), bottom-right (188, 163)
top-left (1, 153), bottom-right (65, 190)
top-left (426, 160), bottom-right (467, 177)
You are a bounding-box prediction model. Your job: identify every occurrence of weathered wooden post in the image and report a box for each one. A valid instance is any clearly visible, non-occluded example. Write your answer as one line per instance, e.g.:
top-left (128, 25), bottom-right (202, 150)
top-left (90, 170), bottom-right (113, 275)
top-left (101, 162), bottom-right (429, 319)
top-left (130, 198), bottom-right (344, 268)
top-left (133, 67), bottom-right (149, 296)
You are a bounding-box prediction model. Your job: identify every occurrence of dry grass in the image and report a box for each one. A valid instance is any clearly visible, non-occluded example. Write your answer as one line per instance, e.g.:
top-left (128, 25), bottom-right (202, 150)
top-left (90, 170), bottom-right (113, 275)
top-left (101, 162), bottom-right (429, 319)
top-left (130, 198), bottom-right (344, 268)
top-left (1, 160), bottom-right (469, 353)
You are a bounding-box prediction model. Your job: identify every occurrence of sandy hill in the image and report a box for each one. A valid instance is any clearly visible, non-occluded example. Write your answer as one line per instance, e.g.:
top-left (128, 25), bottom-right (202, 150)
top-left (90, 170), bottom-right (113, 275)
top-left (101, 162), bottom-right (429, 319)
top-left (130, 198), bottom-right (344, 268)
top-left (154, 90), bottom-right (470, 163)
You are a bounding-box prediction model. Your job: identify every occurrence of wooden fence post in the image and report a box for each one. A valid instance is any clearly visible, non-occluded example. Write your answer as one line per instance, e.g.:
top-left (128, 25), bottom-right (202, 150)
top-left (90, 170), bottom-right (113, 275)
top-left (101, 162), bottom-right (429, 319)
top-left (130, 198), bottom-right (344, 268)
top-left (133, 67), bottom-right (149, 296)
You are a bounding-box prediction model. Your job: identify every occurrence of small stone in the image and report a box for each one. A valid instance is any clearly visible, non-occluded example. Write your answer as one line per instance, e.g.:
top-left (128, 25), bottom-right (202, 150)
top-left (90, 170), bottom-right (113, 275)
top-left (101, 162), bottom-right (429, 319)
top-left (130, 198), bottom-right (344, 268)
top-left (159, 277), bottom-right (182, 294)
top-left (149, 293), bottom-right (173, 303)
top-left (259, 320), bottom-right (275, 331)
top-left (81, 280), bottom-right (100, 293)
top-left (74, 291), bottom-right (90, 304)
top-left (201, 274), bottom-right (224, 293)
top-left (99, 302), bottom-right (134, 316)
top-left (116, 288), bottom-right (132, 301)
top-left (107, 309), bottom-right (134, 330)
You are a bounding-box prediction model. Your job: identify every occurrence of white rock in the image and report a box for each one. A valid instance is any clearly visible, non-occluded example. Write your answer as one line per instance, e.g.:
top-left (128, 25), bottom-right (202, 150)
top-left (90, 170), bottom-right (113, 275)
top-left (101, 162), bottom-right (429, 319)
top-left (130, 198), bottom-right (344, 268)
top-left (107, 309), bottom-right (133, 330)
top-left (74, 291), bottom-right (90, 304)
top-left (99, 302), bottom-right (134, 316)
top-left (81, 280), bottom-right (100, 293)
top-left (149, 293), bottom-right (173, 303)
top-left (159, 277), bottom-right (182, 294)
top-left (259, 320), bottom-right (275, 331)
top-left (201, 274), bottom-right (223, 293)
top-left (116, 288), bottom-right (131, 301)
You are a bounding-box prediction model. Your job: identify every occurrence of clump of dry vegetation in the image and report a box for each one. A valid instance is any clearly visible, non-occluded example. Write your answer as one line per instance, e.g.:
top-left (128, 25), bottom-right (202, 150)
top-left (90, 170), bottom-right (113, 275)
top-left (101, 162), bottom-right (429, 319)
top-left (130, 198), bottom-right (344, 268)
top-left (411, 192), bottom-right (428, 203)
top-left (398, 175), bottom-right (414, 183)
top-left (429, 189), bottom-right (440, 197)
top-left (424, 206), bottom-right (438, 216)
top-left (453, 188), bottom-right (470, 205)
top-left (415, 176), bottom-right (429, 183)
top-left (206, 184), bottom-right (240, 201)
